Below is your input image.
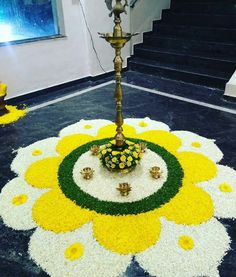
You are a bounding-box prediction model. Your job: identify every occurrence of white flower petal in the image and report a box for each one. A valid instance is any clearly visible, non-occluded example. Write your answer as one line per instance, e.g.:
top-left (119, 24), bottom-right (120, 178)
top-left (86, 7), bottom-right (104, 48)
top-left (59, 119), bottom-right (113, 137)
top-left (197, 165), bottom-right (236, 219)
top-left (0, 177), bottom-right (48, 230)
top-left (11, 137), bottom-right (60, 175)
top-left (29, 223), bottom-right (131, 277)
top-left (172, 131), bottom-right (223, 162)
top-left (124, 117), bottom-right (170, 133)
top-left (136, 218), bottom-right (230, 277)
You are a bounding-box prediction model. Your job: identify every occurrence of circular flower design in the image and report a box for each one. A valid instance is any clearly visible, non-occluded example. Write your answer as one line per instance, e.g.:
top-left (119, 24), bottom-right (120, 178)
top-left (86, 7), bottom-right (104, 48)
top-left (0, 118), bottom-right (234, 277)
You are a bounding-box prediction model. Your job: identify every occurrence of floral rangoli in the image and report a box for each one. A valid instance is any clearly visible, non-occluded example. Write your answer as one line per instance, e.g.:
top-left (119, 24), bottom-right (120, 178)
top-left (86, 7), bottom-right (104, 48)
top-left (0, 118), bottom-right (235, 277)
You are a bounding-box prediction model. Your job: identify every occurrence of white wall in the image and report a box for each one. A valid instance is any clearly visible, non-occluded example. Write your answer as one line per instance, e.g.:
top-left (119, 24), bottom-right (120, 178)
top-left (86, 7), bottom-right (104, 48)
top-left (1, 0), bottom-right (131, 99)
top-left (130, 0), bottom-right (171, 54)
top-left (0, 0), bottom-right (170, 99)
top-left (225, 70), bottom-right (236, 98)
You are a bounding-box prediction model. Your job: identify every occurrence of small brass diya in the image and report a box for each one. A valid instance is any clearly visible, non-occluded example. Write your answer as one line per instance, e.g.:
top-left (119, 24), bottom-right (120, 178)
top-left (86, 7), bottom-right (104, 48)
top-left (139, 142), bottom-right (147, 153)
top-left (90, 145), bottom-right (100, 156)
top-left (117, 183), bottom-right (132, 196)
top-left (80, 167), bottom-right (94, 180)
top-left (149, 166), bottom-right (162, 179)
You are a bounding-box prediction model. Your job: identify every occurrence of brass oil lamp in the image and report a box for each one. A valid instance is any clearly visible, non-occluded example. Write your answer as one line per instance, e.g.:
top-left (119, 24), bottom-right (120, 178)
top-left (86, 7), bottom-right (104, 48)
top-left (80, 167), bottom-right (95, 180)
top-left (99, 0), bottom-right (137, 148)
top-left (117, 182), bottom-right (132, 196)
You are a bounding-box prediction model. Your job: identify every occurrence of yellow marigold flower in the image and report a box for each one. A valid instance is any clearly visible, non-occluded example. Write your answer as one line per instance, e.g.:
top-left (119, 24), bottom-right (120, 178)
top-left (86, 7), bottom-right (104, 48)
top-left (124, 149), bottom-right (130, 154)
top-left (128, 146), bottom-right (134, 150)
top-left (112, 151), bottom-right (119, 156)
top-left (98, 154), bottom-right (102, 158)
top-left (191, 142), bottom-right (201, 148)
top-left (0, 83), bottom-right (7, 97)
top-left (101, 150), bottom-right (107, 155)
top-left (100, 146), bottom-right (106, 150)
top-left (112, 157), bottom-right (117, 163)
top-left (119, 163), bottom-right (125, 169)
top-left (127, 156), bottom-right (133, 162)
top-left (127, 161), bottom-right (132, 167)
top-left (178, 235), bottom-right (194, 251)
top-left (64, 242), bottom-right (84, 261)
top-left (139, 153), bottom-right (143, 159)
top-left (32, 149), bottom-right (42, 156)
top-left (120, 155), bottom-right (126, 162)
top-left (111, 163), bottom-right (116, 169)
top-left (219, 183), bottom-right (233, 193)
top-left (138, 121), bottom-right (148, 127)
top-left (12, 194), bottom-right (28, 206)
top-left (105, 156), bottom-right (109, 161)
top-left (126, 140), bottom-right (134, 146)
top-left (106, 143), bottom-right (112, 147)
top-left (107, 148), bottom-right (112, 152)
top-left (133, 152), bottom-right (138, 158)
top-left (111, 140), bottom-right (116, 145)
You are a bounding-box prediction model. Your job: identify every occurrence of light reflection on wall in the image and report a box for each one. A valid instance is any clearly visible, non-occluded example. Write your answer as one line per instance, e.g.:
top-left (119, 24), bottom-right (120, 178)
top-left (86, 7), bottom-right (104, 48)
top-left (0, 0), bottom-right (59, 43)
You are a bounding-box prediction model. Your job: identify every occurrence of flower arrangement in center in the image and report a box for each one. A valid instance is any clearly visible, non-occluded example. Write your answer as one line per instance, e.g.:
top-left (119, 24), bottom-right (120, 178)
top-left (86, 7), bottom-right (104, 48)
top-left (98, 139), bottom-right (143, 172)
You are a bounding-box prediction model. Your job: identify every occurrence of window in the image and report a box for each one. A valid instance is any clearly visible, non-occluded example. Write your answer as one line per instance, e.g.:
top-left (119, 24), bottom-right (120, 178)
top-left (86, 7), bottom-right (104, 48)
top-left (0, 0), bottom-right (62, 44)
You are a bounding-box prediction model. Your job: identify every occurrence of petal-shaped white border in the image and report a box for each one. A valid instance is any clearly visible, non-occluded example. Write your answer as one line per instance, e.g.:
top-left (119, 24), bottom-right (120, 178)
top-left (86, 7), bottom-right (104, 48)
top-left (136, 218), bottom-right (230, 277)
top-left (0, 177), bottom-right (48, 230)
top-left (172, 131), bottom-right (223, 162)
top-left (124, 117), bottom-right (170, 133)
top-left (11, 137), bottom-right (60, 175)
top-left (197, 165), bottom-right (236, 219)
top-left (29, 223), bottom-right (131, 277)
top-left (59, 119), bottom-right (113, 137)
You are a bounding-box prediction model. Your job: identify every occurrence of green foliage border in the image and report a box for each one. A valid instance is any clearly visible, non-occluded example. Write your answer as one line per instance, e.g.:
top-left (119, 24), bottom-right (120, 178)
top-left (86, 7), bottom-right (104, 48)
top-left (58, 138), bottom-right (184, 215)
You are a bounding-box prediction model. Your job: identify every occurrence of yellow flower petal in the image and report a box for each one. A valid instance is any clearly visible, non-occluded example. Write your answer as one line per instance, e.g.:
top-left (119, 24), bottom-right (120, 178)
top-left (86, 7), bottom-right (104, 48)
top-left (93, 213), bottom-right (161, 254)
top-left (219, 183), bottom-right (233, 193)
top-left (25, 157), bottom-right (62, 189)
top-left (178, 235), bottom-right (194, 251)
top-left (158, 183), bottom-right (214, 225)
top-left (32, 189), bottom-right (94, 233)
top-left (176, 152), bottom-right (217, 183)
top-left (138, 131), bottom-right (181, 153)
top-left (96, 124), bottom-right (136, 139)
top-left (56, 134), bottom-right (93, 156)
top-left (64, 242), bottom-right (84, 261)
top-left (12, 194), bottom-right (28, 206)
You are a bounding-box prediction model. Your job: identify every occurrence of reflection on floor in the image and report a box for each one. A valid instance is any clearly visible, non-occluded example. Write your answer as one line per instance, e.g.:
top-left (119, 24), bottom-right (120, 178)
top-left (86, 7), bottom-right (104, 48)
top-left (0, 72), bottom-right (236, 277)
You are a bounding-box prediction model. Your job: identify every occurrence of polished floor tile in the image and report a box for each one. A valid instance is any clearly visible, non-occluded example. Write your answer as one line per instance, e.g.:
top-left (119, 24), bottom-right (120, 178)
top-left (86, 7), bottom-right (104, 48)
top-left (0, 80), bottom-right (235, 277)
